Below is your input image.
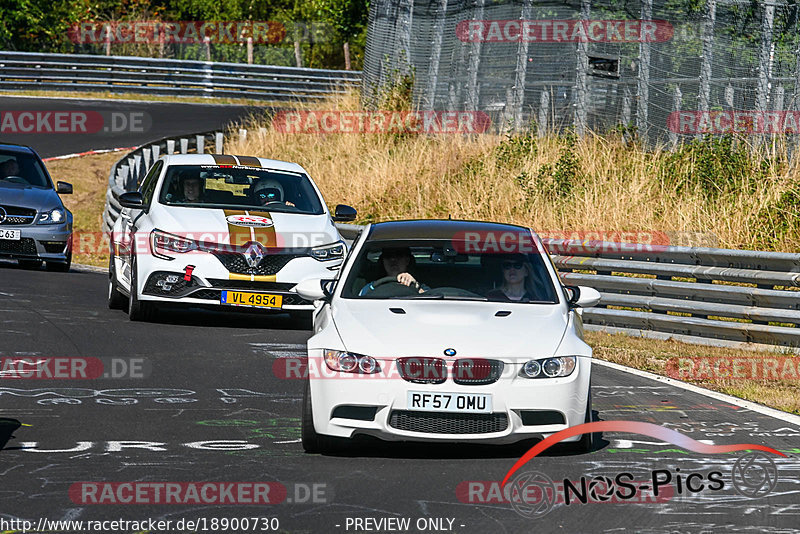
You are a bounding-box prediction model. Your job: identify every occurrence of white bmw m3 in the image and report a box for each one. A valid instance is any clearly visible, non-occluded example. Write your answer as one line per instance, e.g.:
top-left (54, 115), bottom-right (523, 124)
top-left (294, 219), bottom-right (600, 453)
top-left (109, 153), bottom-right (356, 321)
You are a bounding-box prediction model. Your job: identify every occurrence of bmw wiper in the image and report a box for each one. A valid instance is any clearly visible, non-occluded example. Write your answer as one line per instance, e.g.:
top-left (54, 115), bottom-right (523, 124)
top-left (409, 294), bottom-right (488, 301)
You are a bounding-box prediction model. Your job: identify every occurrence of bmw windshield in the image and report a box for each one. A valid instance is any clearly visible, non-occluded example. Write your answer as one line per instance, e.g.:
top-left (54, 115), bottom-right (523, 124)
top-left (158, 165), bottom-right (324, 215)
top-left (341, 239), bottom-right (560, 303)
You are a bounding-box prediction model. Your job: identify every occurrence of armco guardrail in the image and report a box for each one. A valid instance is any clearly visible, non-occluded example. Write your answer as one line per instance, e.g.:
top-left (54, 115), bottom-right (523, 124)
top-left (103, 133), bottom-right (800, 352)
top-left (0, 51), bottom-right (360, 101)
top-left (545, 239), bottom-right (800, 352)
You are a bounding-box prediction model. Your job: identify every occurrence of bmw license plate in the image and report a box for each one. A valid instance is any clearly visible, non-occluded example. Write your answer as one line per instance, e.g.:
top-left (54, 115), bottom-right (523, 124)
top-left (0, 229), bottom-right (21, 241)
top-left (407, 391), bottom-right (492, 413)
top-left (220, 291), bottom-right (282, 308)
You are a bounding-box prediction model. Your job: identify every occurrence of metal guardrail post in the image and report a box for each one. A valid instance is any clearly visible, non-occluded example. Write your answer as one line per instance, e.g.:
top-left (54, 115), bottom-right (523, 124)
top-left (180, 138), bottom-right (189, 154)
top-left (215, 132), bottom-right (224, 153)
top-left (196, 135), bottom-right (205, 154)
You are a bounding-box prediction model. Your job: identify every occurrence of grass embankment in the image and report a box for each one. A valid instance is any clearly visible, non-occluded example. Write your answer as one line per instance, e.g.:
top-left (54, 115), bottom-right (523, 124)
top-left (226, 92), bottom-right (800, 252)
top-left (48, 152), bottom-right (121, 268)
top-left (49, 91), bottom-right (800, 414)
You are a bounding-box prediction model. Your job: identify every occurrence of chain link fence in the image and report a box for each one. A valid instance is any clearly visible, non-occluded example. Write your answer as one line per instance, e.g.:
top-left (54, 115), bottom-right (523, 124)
top-left (362, 0), bottom-right (800, 147)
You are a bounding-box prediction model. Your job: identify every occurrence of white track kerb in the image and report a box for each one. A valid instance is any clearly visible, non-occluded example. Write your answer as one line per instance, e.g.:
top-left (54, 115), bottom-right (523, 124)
top-left (593, 358), bottom-right (800, 427)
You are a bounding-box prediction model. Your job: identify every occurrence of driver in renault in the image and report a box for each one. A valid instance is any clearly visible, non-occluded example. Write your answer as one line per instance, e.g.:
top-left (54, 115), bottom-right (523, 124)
top-left (252, 177), bottom-right (295, 208)
top-left (359, 247), bottom-right (428, 296)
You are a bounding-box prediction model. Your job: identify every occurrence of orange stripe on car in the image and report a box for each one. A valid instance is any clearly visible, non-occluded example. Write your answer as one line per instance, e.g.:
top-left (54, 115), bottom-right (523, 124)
top-left (212, 154), bottom-right (237, 165)
top-left (235, 155), bottom-right (261, 167)
top-left (228, 273), bottom-right (277, 282)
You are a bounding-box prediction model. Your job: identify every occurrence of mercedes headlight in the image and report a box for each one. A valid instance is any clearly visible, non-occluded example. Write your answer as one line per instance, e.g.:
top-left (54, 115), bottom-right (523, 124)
top-left (37, 208), bottom-right (65, 224)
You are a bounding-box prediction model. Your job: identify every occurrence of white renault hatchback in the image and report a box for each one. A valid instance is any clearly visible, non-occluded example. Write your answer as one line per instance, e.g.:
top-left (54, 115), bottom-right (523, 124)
top-left (109, 153), bottom-right (356, 321)
top-left (294, 220), bottom-right (600, 453)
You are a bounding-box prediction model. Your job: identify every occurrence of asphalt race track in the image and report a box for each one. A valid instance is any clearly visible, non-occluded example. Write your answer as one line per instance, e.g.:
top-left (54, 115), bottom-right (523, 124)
top-left (1, 100), bottom-right (799, 533)
top-left (0, 96), bottom-right (267, 158)
top-left (1, 265), bottom-right (799, 533)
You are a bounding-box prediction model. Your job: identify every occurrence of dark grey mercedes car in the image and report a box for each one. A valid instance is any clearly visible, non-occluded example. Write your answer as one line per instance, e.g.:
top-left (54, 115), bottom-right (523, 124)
top-left (0, 143), bottom-right (73, 271)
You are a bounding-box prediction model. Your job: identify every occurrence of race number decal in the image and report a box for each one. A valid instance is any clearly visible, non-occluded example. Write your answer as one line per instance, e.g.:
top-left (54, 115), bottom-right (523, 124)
top-left (225, 215), bottom-right (274, 228)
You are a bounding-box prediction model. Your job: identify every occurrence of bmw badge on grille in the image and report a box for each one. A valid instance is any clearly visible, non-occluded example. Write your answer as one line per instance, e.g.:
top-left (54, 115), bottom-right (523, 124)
top-left (443, 348), bottom-right (456, 356)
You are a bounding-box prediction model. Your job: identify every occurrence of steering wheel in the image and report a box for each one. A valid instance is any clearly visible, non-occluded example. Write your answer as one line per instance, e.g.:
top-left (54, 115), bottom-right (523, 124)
top-left (370, 276), bottom-right (402, 288)
top-left (1, 176), bottom-right (27, 184)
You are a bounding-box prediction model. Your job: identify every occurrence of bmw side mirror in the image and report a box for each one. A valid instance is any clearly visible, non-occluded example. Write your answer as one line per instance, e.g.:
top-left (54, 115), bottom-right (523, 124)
top-left (333, 204), bottom-right (357, 222)
top-left (322, 279), bottom-right (336, 298)
top-left (294, 278), bottom-right (327, 301)
top-left (57, 181), bottom-right (73, 194)
top-left (119, 191), bottom-right (144, 209)
top-left (565, 286), bottom-right (601, 308)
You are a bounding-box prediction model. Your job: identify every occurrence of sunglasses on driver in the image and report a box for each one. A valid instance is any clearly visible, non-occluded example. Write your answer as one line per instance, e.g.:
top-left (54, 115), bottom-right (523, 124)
top-left (501, 261), bottom-right (525, 270)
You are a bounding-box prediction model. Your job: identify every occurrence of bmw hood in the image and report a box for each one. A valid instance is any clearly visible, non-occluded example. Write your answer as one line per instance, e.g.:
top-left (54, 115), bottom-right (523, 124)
top-left (331, 300), bottom-right (569, 359)
top-left (151, 207), bottom-right (341, 248)
top-left (0, 182), bottom-right (62, 210)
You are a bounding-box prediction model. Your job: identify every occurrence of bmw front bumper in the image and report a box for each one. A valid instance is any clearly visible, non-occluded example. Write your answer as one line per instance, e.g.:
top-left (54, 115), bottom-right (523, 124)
top-left (308, 355), bottom-right (592, 445)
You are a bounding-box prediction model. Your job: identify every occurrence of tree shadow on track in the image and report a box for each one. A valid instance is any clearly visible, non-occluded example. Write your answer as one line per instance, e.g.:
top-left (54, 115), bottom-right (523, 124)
top-left (144, 305), bottom-right (312, 331)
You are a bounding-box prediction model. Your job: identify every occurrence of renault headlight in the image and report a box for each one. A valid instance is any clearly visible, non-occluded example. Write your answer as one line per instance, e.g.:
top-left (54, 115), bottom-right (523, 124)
top-left (310, 241), bottom-right (346, 261)
top-left (150, 229), bottom-right (197, 260)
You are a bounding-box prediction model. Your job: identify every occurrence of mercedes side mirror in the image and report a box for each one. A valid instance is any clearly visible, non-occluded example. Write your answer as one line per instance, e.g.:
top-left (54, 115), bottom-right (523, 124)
top-left (333, 204), bottom-right (357, 222)
top-left (57, 181), bottom-right (73, 194)
top-left (119, 191), bottom-right (144, 209)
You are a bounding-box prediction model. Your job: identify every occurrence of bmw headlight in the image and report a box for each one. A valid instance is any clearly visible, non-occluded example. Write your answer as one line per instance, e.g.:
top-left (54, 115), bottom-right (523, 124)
top-left (519, 356), bottom-right (577, 378)
top-left (323, 349), bottom-right (381, 374)
top-left (150, 229), bottom-right (197, 260)
top-left (37, 208), bottom-right (65, 224)
top-left (310, 241), bottom-right (346, 261)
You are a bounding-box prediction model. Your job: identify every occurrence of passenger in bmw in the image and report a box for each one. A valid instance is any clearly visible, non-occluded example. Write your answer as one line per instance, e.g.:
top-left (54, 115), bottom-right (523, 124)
top-left (359, 247), bottom-right (428, 296)
top-left (485, 253), bottom-right (544, 302)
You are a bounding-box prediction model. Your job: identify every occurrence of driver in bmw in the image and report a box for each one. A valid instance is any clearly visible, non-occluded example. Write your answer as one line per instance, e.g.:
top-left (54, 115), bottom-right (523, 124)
top-left (359, 247), bottom-right (428, 295)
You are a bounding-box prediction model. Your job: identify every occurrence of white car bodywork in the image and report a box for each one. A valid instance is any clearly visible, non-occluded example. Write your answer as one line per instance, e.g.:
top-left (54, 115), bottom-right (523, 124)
top-left (298, 220), bottom-right (599, 448)
top-left (110, 154), bottom-right (347, 319)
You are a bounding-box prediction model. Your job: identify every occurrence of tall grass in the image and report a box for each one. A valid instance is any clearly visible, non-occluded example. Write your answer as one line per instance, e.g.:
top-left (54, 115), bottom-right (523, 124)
top-left (225, 91), bottom-right (800, 252)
